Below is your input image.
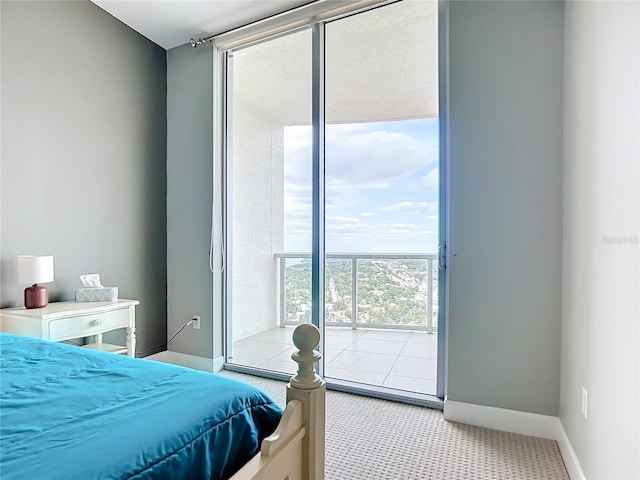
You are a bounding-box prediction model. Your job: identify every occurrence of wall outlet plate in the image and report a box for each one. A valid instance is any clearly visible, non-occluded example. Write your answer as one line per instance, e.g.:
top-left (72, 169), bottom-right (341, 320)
top-left (192, 315), bottom-right (201, 330)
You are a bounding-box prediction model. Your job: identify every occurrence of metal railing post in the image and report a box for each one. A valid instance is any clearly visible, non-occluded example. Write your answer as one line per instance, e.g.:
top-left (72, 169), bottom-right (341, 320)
top-left (427, 258), bottom-right (433, 334)
top-left (279, 256), bottom-right (286, 327)
top-left (351, 257), bottom-right (358, 330)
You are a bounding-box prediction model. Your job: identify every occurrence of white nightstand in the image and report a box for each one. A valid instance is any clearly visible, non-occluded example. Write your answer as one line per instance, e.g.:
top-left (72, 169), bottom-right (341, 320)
top-left (0, 299), bottom-right (139, 357)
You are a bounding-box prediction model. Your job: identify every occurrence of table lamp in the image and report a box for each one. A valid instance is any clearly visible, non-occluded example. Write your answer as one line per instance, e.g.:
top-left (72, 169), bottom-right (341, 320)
top-left (17, 255), bottom-right (54, 309)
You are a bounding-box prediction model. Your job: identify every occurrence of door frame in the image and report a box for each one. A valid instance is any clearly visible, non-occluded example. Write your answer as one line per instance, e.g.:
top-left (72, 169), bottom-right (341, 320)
top-left (220, 0), bottom-right (449, 409)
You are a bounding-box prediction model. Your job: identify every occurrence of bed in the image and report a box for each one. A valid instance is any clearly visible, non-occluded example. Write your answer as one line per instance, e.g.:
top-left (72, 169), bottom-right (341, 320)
top-left (0, 323), bottom-right (325, 480)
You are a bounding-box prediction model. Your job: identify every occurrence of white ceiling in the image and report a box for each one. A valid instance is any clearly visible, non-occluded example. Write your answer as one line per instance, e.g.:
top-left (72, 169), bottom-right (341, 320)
top-left (90, 0), bottom-right (314, 50)
top-left (232, 0), bottom-right (438, 125)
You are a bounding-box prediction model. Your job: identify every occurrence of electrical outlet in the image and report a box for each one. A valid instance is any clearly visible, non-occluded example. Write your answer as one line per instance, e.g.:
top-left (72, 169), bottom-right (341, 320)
top-left (192, 315), bottom-right (201, 330)
top-left (581, 387), bottom-right (588, 419)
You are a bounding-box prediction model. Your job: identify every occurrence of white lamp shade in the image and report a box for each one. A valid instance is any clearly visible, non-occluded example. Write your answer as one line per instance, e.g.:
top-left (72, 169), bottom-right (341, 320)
top-left (17, 256), bottom-right (54, 284)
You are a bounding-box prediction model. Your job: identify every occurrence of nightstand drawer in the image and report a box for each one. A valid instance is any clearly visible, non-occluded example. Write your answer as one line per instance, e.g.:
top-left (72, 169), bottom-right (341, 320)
top-left (49, 309), bottom-right (129, 341)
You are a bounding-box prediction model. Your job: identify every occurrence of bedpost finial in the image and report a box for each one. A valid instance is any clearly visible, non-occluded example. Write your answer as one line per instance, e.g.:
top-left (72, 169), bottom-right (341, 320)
top-left (290, 323), bottom-right (323, 389)
top-left (292, 323), bottom-right (320, 352)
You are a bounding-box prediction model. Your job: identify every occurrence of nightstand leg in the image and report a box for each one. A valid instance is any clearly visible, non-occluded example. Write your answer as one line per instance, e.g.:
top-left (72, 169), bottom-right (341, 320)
top-left (126, 326), bottom-right (136, 357)
top-left (93, 333), bottom-right (103, 345)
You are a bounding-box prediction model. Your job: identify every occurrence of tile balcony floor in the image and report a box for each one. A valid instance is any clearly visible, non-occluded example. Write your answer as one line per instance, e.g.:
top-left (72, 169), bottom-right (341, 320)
top-left (230, 326), bottom-right (438, 395)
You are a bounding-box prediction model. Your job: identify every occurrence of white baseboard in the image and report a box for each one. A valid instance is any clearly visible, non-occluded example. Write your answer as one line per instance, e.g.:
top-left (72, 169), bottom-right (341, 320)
top-left (554, 418), bottom-right (587, 480)
top-left (444, 400), bottom-right (586, 480)
top-left (213, 355), bottom-right (224, 373)
top-left (146, 351), bottom-right (224, 373)
top-left (443, 399), bottom-right (559, 438)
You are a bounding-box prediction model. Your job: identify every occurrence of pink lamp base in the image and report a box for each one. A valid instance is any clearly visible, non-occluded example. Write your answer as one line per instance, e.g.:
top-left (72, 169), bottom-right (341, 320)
top-left (24, 284), bottom-right (48, 309)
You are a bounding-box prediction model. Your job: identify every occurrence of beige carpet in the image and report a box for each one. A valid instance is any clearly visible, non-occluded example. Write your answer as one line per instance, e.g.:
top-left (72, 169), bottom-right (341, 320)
top-left (219, 370), bottom-right (570, 480)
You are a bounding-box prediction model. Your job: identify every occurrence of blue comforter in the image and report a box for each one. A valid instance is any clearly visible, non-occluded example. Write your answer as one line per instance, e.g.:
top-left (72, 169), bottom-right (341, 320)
top-left (0, 333), bottom-right (282, 480)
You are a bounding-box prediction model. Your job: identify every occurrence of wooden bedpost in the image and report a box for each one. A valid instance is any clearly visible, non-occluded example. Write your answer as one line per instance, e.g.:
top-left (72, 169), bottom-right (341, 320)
top-left (230, 323), bottom-right (325, 480)
top-left (288, 323), bottom-right (325, 480)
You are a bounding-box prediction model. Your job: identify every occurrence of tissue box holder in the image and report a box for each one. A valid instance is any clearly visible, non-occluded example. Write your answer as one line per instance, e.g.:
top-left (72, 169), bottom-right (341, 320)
top-left (75, 287), bottom-right (118, 302)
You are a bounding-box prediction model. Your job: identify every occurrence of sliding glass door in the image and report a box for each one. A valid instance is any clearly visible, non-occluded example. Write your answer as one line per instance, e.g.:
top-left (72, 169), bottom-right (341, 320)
top-left (323, 1), bottom-right (439, 395)
top-left (224, 0), bottom-right (443, 402)
top-left (225, 28), bottom-right (313, 375)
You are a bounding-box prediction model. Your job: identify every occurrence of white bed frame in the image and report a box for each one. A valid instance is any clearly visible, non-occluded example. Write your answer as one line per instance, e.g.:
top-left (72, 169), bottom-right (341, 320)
top-left (230, 323), bottom-right (326, 480)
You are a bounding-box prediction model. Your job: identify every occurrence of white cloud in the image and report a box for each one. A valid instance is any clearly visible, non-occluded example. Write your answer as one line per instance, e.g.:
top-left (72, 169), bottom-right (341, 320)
top-left (325, 126), bottom-right (438, 185)
top-left (421, 167), bottom-right (439, 189)
top-left (284, 191), bottom-right (311, 212)
top-left (328, 181), bottom-right (390, 190)
top-left (284, 123), bottom-right (438, 189)
top-left (326, 216), bottom-right (361, 224)
top-left (284, 126), bottom-right (313, 151)
top-left (282, 122), bottom-right (440, 253)
top-left (381, 201), bottom-right (438, 214)
top-left (391, 223), bottom-right (417, 228)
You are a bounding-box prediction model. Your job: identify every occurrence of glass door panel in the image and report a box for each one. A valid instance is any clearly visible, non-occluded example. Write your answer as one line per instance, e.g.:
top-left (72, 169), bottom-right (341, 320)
top-left (324, 1), bottom-right (439, 395)
top-left (224, 0), bottom-right (442, 401)
top-left (226, 28), bottom-right (312, 375)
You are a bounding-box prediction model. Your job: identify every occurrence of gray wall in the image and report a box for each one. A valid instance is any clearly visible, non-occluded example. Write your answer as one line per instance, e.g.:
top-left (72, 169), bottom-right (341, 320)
top-left (447, 1), bottom-right (564, 415)
top-left (561, 2), bottom-right (639, 478)
top-left (0, 1), bottom-right (167, 356)
top-left (166, 43), bottom-right (217, 359)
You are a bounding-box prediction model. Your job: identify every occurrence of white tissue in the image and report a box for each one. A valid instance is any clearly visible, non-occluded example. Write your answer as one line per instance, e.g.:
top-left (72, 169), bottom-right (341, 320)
top-left (80, 273), bottom-right (103, 288)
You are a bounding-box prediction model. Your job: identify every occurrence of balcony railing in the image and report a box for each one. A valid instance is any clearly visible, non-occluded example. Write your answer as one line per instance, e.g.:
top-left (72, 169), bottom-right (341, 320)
top-left (274, 253), bottom-right (439, 333)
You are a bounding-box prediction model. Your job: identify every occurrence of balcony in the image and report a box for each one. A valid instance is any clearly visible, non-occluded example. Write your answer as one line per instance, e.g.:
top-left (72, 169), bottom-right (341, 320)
top-left (230, 253), bottom-right (439, 395)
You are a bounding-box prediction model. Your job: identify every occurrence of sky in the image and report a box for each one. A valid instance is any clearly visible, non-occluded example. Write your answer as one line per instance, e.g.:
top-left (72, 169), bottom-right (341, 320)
top-left (283, 118), bottom-right (440, 254)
